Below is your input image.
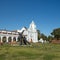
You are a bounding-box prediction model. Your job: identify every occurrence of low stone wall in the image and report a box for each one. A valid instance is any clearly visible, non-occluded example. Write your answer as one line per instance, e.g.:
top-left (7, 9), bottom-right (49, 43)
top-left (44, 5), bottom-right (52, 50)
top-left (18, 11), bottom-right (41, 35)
top-left (51, 40), bottom-right (60, 44)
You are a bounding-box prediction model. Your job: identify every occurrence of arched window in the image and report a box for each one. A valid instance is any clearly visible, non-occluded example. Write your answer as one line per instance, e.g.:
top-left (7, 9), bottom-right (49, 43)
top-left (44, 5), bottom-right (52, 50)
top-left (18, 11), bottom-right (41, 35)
top-left (8, 37), bottom-right (12, 42)
top-left (13, 37), bottom-right (16, 41)
top-left (2, 36), bottom-right (6, 43)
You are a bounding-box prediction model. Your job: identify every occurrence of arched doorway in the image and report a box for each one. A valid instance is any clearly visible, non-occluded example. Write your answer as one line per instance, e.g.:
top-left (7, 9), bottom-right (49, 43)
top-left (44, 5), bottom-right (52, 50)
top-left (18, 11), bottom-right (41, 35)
top-left (8, 37), bottom-right (12, 42)
top-left (13, 37), bottom-right (16, 42)
top-left (2, 36), bottom-right (6, 43)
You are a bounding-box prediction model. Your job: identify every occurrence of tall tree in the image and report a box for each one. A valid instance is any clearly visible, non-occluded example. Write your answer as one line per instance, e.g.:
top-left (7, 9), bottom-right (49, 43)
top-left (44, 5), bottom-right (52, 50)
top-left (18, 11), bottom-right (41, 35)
top-left (51, 28), bottom-right (60, 40)
top-left (37, 30), bottom-right (41, 40)
top-left (47, 35), bottom-right (53, 42)
top-left (40, 33), bottom-right (47, 40)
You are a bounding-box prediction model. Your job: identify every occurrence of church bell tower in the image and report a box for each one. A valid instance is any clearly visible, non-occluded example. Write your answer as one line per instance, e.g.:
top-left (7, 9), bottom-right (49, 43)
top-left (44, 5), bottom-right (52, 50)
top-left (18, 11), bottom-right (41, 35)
top-left (28, 21), bottom-right (38, 43)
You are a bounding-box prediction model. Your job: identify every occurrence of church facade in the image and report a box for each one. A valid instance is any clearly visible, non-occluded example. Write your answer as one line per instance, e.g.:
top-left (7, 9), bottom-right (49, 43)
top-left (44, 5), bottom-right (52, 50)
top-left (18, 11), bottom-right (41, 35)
top-left (0, 21), bottom-right (38, 43)
top-left (27, 21), bottom-right (38, 42)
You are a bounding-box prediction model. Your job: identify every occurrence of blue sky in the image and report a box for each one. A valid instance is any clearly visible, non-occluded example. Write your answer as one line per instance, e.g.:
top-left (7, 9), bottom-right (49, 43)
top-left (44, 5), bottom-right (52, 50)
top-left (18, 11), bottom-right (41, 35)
top-left (0, 0), bottom-right (60, 36)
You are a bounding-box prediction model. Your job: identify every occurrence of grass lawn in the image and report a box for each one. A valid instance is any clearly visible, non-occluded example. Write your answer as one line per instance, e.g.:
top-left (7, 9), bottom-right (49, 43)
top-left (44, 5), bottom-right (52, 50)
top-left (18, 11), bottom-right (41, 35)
top-left (0, 43), bottom-right (60, 60)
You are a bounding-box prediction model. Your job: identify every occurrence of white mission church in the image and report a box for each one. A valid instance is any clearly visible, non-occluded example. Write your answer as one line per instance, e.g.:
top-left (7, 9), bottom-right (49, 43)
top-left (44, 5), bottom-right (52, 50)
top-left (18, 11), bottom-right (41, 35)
top-left (0, 21), bottom-right (38, 43)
